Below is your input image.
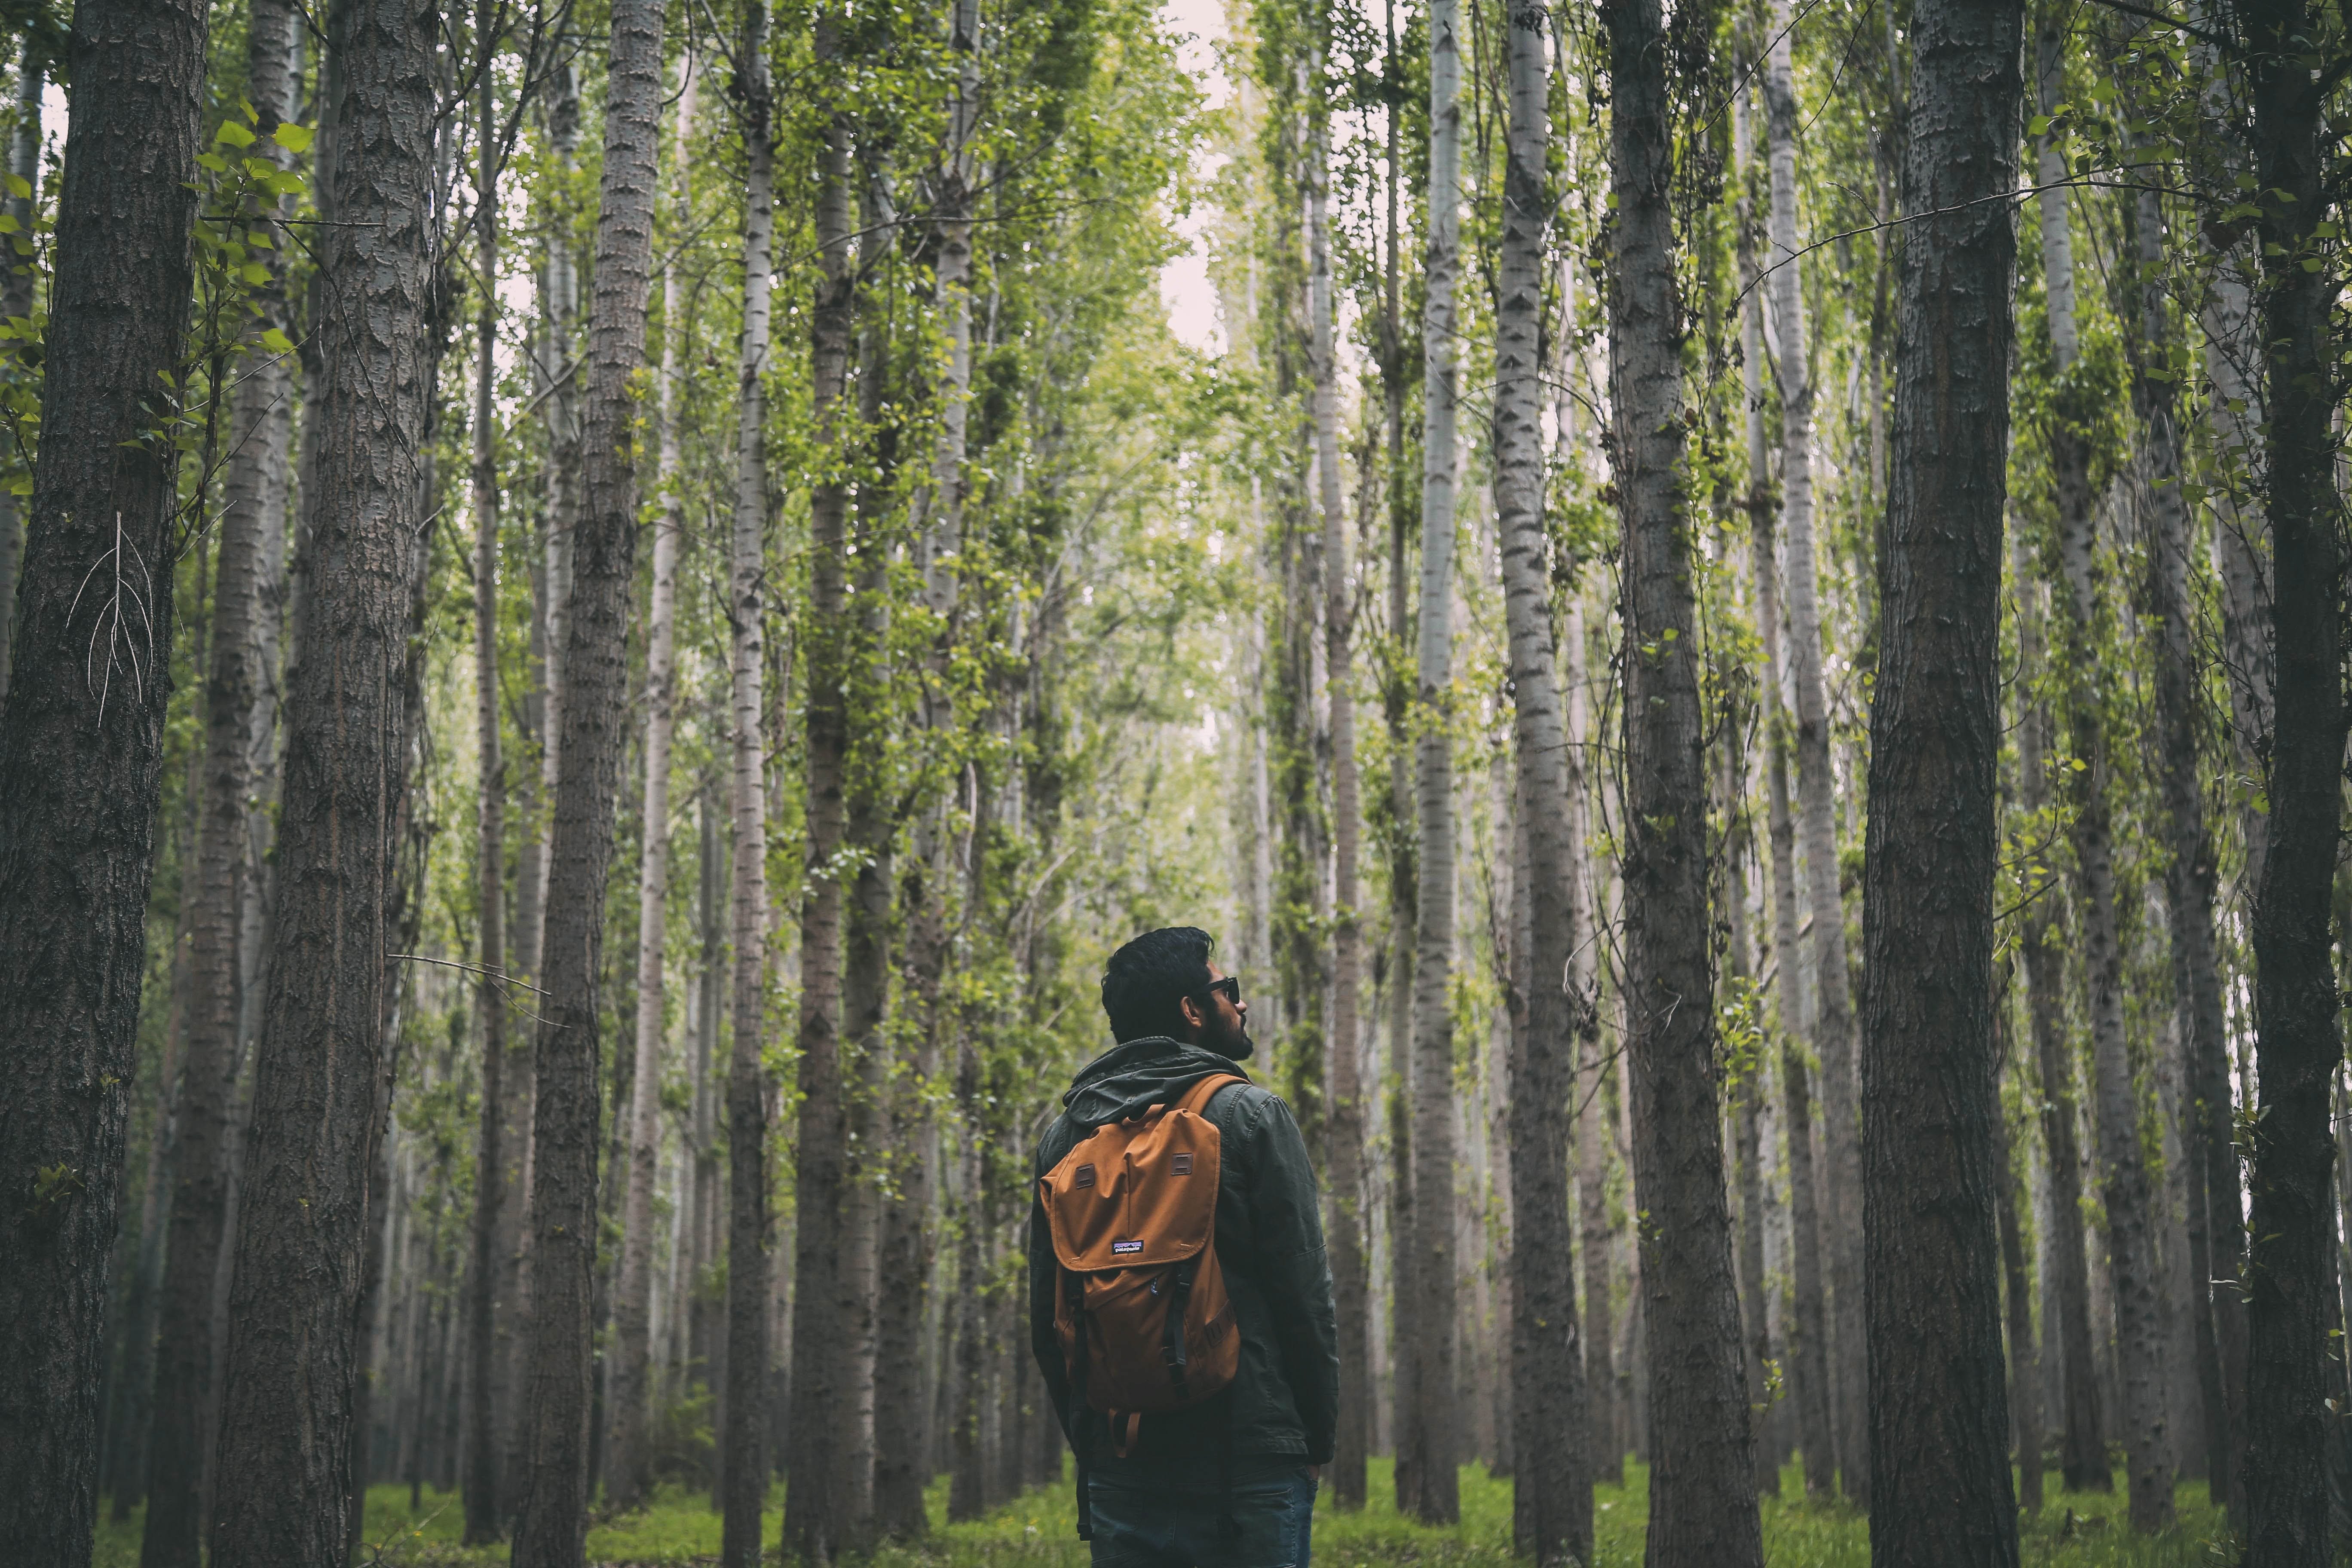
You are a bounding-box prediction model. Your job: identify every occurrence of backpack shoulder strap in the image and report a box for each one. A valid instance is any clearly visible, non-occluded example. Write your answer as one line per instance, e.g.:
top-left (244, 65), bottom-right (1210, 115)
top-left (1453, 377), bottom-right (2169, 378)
top-left (1172, 1071), bottom-right (1248, 1119)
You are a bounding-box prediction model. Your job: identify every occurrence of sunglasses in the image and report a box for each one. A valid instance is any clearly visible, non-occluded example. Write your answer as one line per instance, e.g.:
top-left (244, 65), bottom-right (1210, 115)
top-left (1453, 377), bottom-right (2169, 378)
top-left (1200, 975), bottom-right (1242, 1007)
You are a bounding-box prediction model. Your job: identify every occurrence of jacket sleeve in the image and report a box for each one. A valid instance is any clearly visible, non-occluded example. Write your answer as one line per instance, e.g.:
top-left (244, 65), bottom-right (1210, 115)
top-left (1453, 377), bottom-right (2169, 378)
top-left (1029, 1166), bottom-right (1075, 1442)
top-left (1239, 1091), bottom-right (1341, 1465)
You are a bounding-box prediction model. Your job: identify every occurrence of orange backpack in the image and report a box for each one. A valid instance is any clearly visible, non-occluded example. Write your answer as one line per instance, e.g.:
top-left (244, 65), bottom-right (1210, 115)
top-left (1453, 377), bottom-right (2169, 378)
top-left (1041, 1071), bottom-right (1246, 1455)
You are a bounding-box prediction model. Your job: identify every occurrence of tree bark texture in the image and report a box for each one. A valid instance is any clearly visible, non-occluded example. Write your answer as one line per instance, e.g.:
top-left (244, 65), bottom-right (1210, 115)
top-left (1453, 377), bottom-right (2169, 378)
top-left (1858, 0), bottom-right (2024, 1558)
top-left (871, 0), bottom-right (977, 1533)
top-left (1567, 597), bottom-right (1617, 1491)
top-left (607, 49), bottom-right (698, 1517)
top-left (720, 20), bottom-right (774, 1567)
top-left (1375, 62), bottom-right (1421, 1509)
top-left (2238, 0), bottom-right (2346, 1553)
top-left (0, 0), bottom-right (205, 1557)
top-left (512, 0), bottom-right (662, 1556)
top-left (1603, 0), bottom-right (1762, 1556)
top-left (2138, 168), bottom-right (2243, 1533)
top-left (1749, 487), bottom-right (1835, 1504)
top-left (464, 13), bottom-right (508, 1541)
top-left (1308, 66), bottom-right (1372, 1519)
top-left (2009, 537), bottom-right (2104, 1494)
top-left (1406, 0), bottom-right (1462, 1526)
top-left (785, 24), bottom-right (855, 1560)
top-left (1995, 1063), bottom-right (2043, 1514)
top-left (207, 0), bottom-right (434, 1554)
top-left (1494, 9), bottom-right (1586, 1558)
top-left (2050, 337), bottom-right (2172, 1537)
top-left (138, 5), bottom-right (298, 1561)
top-left (1762, 9), bottom-right (1868, 1505)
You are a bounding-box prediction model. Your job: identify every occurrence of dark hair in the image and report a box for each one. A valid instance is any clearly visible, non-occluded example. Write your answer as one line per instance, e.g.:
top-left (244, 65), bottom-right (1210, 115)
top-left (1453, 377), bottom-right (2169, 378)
top-left (1101, 927), bottom-right (1216, 1043)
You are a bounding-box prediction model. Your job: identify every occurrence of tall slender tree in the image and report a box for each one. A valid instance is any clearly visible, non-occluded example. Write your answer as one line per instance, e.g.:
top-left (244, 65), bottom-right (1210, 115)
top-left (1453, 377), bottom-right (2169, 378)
top-left (721, 11), bottom-right (775, 1565)
top-left (2046, 194), bottom-right (2172, 1537)
top-left (1404, 0), bottom-right (1461, 1522)
top-left (2009, 536), bottom-right (2104, 1492)
top-left (1603, 0), bottom-right (1761, 1554)
top-left (208, 0), bottom-right (436, 1554)
top-left (513, 0), bottom-right (664, 1555)
top-left (1306, 26), bottom-right (1371, 1517)
top-left (608, 50), bottom-right (698, 1516)
top-left (138, 6), bottom-right (299, 1562)
top-left (1761, 0), bottom-right (1865, 1501)
top-left (2235, 0), bottom-right (2347, 1550)
top-left (870, 0), bottom-right (980, 1536)
top-left (0, 0), bottom-right (208, 1559)
top-left (464, 3), bottom-right (511, 1543)
top-left (1493, 5), bottom-right (1585, 1559)
top-left (786, 12), bottom-right (858, 1557)
top-left (1857, 0), bottom-right (2025, 1556)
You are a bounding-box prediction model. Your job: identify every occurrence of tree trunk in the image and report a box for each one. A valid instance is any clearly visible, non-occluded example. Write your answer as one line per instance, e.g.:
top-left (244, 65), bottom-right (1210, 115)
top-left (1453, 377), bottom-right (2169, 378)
top-left (0, 51), bottom-right (38, 707)
top-left (719, 21), bottom-right (774, 1567)
top-left (463, 9), bottom-right (508, 1540)
top-left (874, 13), bottom-right (974, 1540)
top-left (502, 59), bottom-right (580, 1514)
top-left (691, 791), bottom-right (724, 1408)
top-left (1746, 377), bottom-right (1836, 1507)
top-left (1995, 1054), bottom-right (2043, 1514)
top-left (1403, 0), bottom-right (1461, 1524)
top-left (0, 0), bottom-right (205, 1553)
top-left (785, 20), bottom-right (857, 1560)
top-left (2010, 546), bottom-right (2105, 1496)
top-left (2138, 163), bottom-right (2240, 1532)
top-left (1493, 9), bottom-right (1585, 1558)
top-left (1372, 17), bottom-right (1421, 1501)
top-left (1307, 50), bottom-right (1371, 1517)
top-left (208, 0), bottom-right (434, 1554)
top-left (111, 1026), bottom-right (178, 1522)
top-left (513, 0), bottom-right (663, 1556)
top-left (2050, 354), bottom-right (2171, 1536)
top-left (2199, 213), bottom-right (2257, 1519)
top-left (2238, 0), bottom-right (2346, 1553)
top-left (1603, 0), bottom-right (1761, 1554)
top-left (1568, 596), bottom-right (1617, 1491)
top-left (1857, 0), bottom-right (2025, 1556)
top-left (1761, 5), bottom-right (1867, 1502)
top-left (137, 8), bottom-right (297, 1562)
top-left (1722, 717), bottom-right (1775, 1503)
top-left (606, 50), bottom-right (698, 1517)
top-left (946, 1050), bottom-right (986, 1522)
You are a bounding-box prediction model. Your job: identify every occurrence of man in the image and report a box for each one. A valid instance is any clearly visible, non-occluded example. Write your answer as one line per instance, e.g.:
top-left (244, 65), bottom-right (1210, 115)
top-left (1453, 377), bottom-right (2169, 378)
top-left (1030, 926), bottom-right (1339, 1568)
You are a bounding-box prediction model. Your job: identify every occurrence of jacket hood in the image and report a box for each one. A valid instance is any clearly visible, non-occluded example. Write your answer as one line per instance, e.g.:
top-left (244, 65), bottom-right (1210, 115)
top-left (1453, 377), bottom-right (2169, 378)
top-left (1060, 1036), bottom-right (1247, 1129)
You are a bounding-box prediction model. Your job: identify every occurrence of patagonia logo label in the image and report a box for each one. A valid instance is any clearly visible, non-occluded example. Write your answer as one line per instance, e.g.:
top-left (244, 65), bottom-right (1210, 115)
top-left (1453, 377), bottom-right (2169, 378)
top-left (1112, 1239), bottom-right (1143, 1255)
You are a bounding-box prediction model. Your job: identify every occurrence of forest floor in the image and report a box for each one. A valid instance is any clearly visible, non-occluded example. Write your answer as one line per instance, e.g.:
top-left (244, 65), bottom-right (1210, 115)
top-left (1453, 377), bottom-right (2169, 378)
top-left (94, 1457), bottom-right (2226, 1566)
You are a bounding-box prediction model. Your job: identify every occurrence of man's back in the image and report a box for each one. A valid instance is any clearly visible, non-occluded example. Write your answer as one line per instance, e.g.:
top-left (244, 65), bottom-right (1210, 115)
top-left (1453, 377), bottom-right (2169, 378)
top-left (1029, 1035), bottom-right (1337, 1563)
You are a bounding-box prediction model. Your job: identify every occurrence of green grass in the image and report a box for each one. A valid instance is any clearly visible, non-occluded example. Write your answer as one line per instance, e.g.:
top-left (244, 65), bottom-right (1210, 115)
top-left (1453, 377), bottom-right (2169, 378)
top-left (92, 1457), bottom-right (2231, 1565)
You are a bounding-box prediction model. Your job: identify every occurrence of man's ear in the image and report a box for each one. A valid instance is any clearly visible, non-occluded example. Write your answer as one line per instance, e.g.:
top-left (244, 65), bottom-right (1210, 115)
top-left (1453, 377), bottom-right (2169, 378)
top-left (1176, 994), bottom-right (1204, 1033)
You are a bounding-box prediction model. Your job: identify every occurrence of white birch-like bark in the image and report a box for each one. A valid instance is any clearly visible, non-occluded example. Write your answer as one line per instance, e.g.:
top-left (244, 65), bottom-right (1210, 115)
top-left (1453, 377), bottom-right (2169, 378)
top-left (721, 15), bottom-right (775, 1565)
top-left (1494, 9), bottom-right (1586, 1555)
top-left (2030, 18), bottom-right (2170, 1534)
top-left (1306, 46), bottom-right (1372, 1515)
top-left (1762, 3), bottom-right (1865, 1502)
top-left (1405, 0), bottom-right (1462, 1523)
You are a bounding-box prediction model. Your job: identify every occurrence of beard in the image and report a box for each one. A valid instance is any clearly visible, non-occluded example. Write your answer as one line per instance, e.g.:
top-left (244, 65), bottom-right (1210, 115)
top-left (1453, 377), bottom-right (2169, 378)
top-left (1206, 1015), bottom-right (1256, 1062)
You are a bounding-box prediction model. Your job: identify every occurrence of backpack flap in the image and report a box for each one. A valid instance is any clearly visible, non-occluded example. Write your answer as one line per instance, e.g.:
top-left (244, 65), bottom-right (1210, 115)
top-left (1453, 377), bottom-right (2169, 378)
top-left (1041, 1073), bottom-right (1244, 1418)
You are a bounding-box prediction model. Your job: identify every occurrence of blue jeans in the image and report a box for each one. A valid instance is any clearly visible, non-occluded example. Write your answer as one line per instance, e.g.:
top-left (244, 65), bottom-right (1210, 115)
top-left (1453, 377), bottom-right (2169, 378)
top-left (1086, 1464), bottom-right (1317, 1568)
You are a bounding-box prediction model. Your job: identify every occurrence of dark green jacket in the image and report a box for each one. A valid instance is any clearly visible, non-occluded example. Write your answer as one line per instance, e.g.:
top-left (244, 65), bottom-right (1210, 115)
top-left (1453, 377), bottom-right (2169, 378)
top-left (1028, 1036), bottom-right (1340, 1472)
